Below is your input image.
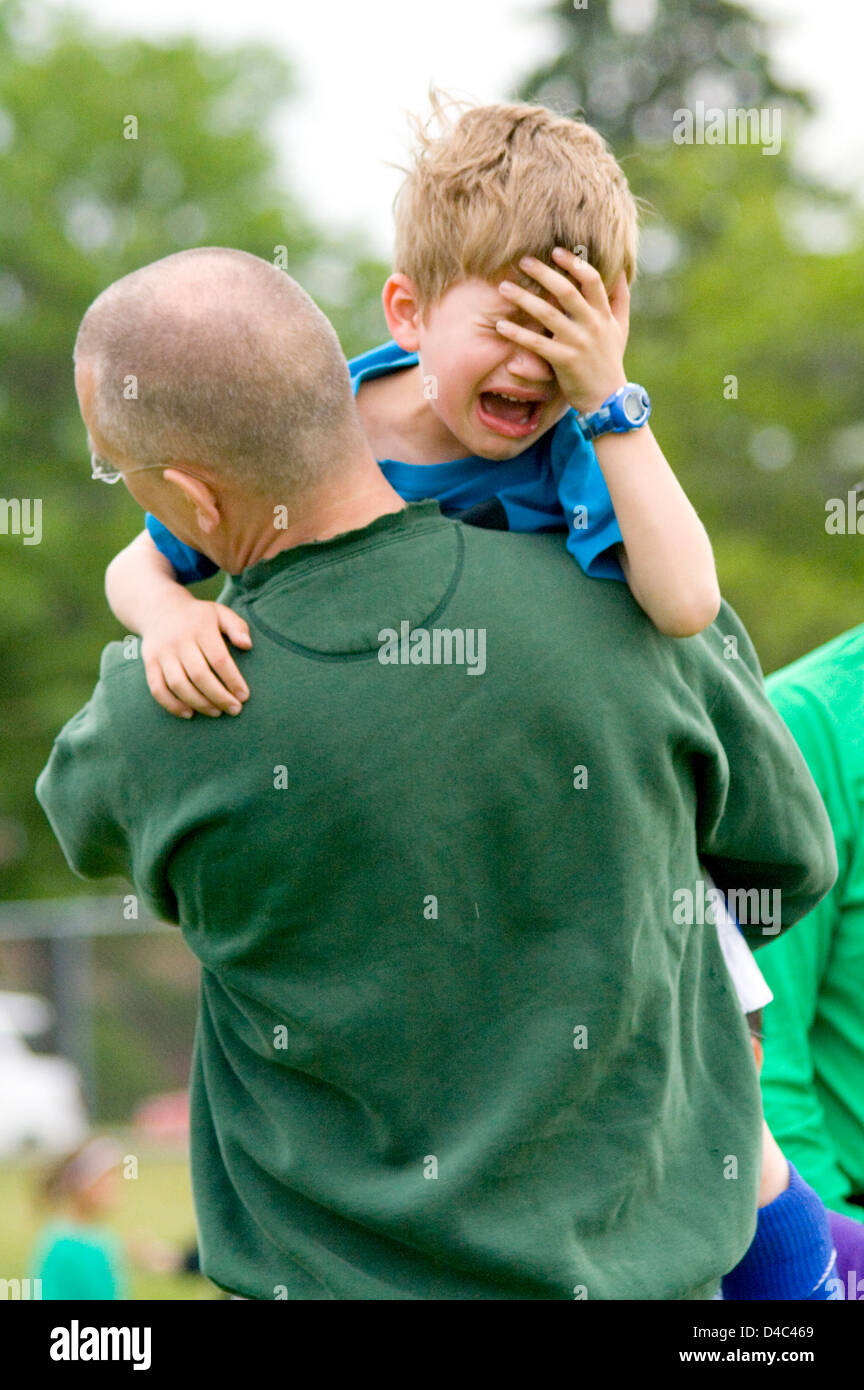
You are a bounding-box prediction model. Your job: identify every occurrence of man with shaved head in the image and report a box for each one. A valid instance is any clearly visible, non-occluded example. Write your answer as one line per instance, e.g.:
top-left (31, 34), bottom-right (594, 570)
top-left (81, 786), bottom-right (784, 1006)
top-left (38, 248), bottom-right (836, 1300)
top-left (73, 246), bottom-right (400, 569)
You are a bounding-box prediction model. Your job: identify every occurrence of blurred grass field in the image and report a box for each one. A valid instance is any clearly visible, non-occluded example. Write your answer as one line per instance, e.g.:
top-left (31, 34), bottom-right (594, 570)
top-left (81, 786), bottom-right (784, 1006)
top-left (0, 1136), bottom-right (222, 1300)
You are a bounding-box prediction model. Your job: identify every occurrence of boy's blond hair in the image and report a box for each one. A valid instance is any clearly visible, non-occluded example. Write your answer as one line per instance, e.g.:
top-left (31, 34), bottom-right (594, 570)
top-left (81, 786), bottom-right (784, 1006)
top-left (393, 92), bottom-right (639, 311)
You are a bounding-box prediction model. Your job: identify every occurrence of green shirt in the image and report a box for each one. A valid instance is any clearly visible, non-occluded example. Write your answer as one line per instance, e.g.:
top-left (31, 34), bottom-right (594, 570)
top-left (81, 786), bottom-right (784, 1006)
top-left (31, 1223), bottom-right (124, 1299)
top-left (36, 502), bottom-right (837, 1300)
top-left (762, 625), bottom-right (864, 1221)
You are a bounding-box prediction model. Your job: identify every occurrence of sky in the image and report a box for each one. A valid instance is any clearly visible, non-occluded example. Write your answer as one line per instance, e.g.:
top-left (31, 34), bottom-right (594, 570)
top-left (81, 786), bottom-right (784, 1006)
top-left (41, 0), bottom-right (864, 255)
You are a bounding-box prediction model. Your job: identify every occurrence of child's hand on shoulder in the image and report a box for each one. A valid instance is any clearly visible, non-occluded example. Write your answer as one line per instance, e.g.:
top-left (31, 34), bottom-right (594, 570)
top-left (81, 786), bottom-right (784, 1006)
top-left (140, 594), bottom-right (252, 719)
top-left (496, 249), bottom-right (629, 414)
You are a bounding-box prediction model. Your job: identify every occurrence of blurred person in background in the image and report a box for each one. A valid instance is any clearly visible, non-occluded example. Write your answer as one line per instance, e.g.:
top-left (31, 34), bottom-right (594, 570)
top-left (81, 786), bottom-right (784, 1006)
top-left (29, 1136), bottom-right (127, 1299)
top-left (757, 627), bottom-right (864, 1281)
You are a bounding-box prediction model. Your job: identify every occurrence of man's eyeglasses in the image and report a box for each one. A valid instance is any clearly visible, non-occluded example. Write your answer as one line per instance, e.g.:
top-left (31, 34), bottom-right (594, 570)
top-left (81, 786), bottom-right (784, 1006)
top-left (90, 452), bottom-right (207, 486)
top-left (90, 452), bottom-right (167, 485)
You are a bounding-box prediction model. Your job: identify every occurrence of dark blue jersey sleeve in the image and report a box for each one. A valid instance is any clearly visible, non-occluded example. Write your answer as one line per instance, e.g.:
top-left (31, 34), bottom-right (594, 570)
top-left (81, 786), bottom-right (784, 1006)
top-left (145, 513), bottom-right (219, 585)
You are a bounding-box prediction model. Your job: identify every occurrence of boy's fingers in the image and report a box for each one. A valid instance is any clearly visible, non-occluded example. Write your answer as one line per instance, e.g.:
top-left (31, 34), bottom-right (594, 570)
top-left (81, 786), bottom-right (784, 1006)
top-left (144, 665), bottom-right (196, 720)
top-left (549, 249), bottom-right (610, 313)
top-left (214, 604), bottom-right (253, 649)
top-left (499, 280), bottom-right (576, 337)
top-left (179, 648), bottom-right (245, 714)
top-left (201, 641), bottom-right (250, 703)
top-left (495, 318), bottom-right (570, 362)
top-left (179, 647), bottom-right (245, 711)
top-left (161, 657), bottom-right (229, 717)
top-left (510, 259), bottom-right (590, 322)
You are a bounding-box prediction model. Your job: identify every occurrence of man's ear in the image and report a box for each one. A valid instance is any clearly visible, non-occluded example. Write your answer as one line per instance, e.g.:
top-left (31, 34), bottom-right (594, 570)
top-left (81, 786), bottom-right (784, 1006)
top-left (162, 468), bottom-right (221, 535)
top-left (382, 274), bottom-right (423, 352)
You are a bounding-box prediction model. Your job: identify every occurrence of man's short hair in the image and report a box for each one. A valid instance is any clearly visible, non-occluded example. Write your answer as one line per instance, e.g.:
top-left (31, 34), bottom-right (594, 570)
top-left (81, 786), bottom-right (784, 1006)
top-left (392, 91), bottom-right (640, 312)
top-left (74, 247), bottom-right (361, 498)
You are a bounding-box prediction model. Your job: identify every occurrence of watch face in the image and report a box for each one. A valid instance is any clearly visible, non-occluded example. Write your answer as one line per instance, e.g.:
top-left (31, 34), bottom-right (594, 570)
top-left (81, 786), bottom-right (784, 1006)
top-left (622, 389), bottom-right (645, 423)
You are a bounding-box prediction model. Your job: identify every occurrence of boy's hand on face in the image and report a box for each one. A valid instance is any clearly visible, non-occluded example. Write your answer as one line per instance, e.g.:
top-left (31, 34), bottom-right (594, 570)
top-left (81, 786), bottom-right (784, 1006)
top-left (496, 250), bottom-right (630, 415)
top-left (140, 595), bottom-right (252, 719)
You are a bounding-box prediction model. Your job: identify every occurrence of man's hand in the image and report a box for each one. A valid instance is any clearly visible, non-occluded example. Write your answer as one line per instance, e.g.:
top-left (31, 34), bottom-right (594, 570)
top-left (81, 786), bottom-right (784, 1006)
top-left (140, 596), bottom-right (252, 719)
top-left (496, 249), bottom-right (630, 414)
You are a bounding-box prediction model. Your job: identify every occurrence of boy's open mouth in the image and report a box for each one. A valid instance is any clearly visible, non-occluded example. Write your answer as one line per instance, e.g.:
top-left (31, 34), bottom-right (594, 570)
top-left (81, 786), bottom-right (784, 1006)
top-left (477, 391), bottom-right (544, 438)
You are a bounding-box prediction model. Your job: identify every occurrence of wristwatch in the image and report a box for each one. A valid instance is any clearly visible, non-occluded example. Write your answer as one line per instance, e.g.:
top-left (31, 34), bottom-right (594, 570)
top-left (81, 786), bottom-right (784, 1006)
top-left (575, 383), bottom-right (651, 440)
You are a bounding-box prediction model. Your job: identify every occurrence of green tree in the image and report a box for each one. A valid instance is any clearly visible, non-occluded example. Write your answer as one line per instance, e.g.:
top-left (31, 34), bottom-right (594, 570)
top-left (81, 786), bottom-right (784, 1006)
top-left (520, 0), bottom-right (864, 670)
top-left (521, 0), bottom-right (812, 154)
top-left (0, 1), bottom-right (387, 900)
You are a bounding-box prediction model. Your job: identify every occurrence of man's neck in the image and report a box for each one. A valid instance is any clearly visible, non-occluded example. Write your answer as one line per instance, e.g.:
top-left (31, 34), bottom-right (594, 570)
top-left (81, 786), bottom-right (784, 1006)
top-left (263, 472), bottom-right (406, 557)
top-left (225, 465), bottom-right (407, 572)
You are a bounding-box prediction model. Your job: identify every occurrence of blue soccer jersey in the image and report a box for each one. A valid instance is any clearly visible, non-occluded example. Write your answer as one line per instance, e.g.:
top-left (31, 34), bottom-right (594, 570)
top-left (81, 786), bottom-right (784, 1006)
top-left (144, 339), bottom-right (625, 585)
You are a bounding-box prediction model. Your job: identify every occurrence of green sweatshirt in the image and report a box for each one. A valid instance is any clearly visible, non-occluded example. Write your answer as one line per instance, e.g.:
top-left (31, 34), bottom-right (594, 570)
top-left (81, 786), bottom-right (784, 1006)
top-left (36, 502), bottom-right (837, 1300)
top-left (761, 625), bottom-right (864, 1222)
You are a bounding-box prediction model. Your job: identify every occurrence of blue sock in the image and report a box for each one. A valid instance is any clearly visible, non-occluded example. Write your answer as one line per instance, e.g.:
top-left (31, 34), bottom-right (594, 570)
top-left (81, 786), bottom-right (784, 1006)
top-left (721, 1163), bottom-right (839, 1300)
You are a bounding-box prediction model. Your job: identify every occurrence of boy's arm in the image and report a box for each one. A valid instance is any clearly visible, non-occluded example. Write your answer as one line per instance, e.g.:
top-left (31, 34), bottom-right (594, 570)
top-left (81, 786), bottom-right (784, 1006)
top-left (496, 251), bottom-right (721, 636)
top-left (598, 424), bottom-right (721, 636)
top-left (106, 530), bottom-right (252, 719)
top-left (106, 528), bottom-right (191, 637)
